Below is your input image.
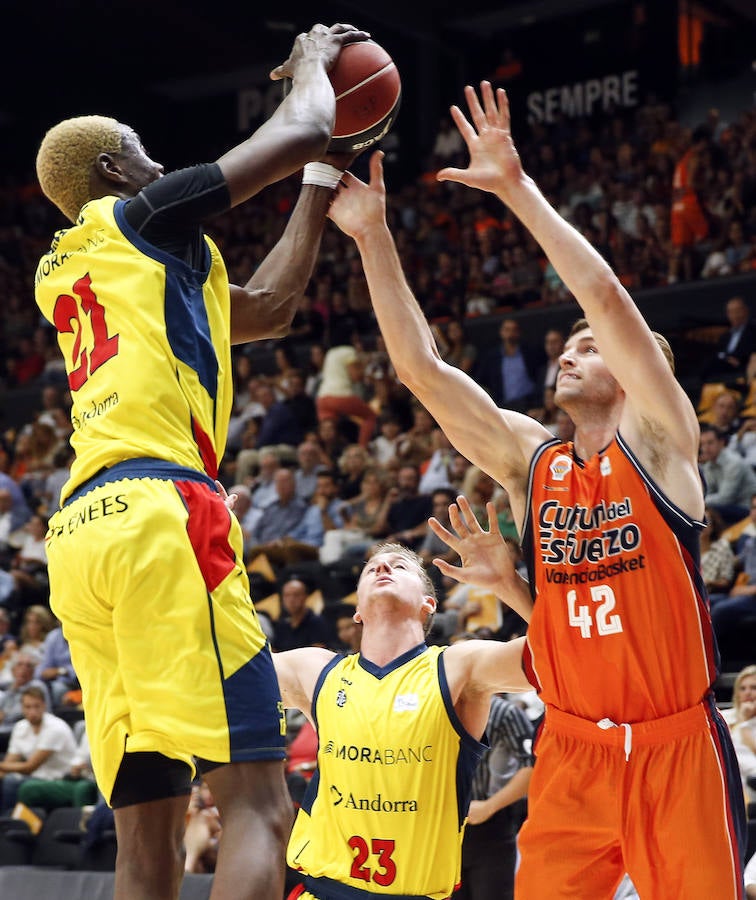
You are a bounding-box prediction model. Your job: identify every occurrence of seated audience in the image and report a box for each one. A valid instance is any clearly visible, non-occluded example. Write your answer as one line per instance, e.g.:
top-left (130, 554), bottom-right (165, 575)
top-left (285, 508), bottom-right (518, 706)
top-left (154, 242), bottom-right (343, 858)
top-left (699, 423), bottom-right (756, 524)
top-left (0, 684), bottom-right (76, 813)
top-left (272, 575), bottom-right (331, 652)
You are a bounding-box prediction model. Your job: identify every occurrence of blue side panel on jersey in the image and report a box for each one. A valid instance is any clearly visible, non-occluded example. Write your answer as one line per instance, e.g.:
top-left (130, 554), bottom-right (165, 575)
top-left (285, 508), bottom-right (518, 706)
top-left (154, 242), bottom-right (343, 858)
top-left (113, 199), bottom-right (218, 399)
top-left (164, 271), bottom-right (218, 399)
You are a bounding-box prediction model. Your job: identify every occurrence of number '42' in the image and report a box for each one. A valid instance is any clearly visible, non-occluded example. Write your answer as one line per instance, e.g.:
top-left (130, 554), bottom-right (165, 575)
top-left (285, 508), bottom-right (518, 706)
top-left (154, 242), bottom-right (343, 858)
top-left (567, 585), bottom-right (623, 638)
top-left (52, 274), bottom-right (119, 391)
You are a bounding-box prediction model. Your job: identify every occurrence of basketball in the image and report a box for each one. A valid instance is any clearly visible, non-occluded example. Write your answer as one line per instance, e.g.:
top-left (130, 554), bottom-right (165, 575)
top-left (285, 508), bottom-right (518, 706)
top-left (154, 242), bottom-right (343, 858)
top-left (328, 40), bottom-right (401, 153)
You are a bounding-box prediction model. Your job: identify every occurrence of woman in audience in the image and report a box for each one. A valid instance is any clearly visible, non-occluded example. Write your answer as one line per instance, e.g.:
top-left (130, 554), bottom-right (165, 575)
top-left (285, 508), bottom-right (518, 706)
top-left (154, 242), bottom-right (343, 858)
top-left (722, 665), bottom-right (756, 804)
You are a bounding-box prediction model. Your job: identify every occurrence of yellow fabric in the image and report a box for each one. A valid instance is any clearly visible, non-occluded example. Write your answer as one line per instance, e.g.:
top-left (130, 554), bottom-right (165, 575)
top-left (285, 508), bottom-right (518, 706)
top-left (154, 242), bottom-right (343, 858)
top-left (34, 197), bottom-right (233, 503)
top-left (287, 646), bottom-right (483, 899)
top-left (46, 475), bottom-right (272, 803)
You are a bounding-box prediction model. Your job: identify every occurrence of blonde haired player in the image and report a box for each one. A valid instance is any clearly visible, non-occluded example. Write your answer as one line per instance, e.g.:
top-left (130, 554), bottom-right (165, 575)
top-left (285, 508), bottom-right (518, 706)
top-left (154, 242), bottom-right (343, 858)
top-left (34, 22), bottom-right (369, 900)
top-left (274, 529), bottom-right (533, 900)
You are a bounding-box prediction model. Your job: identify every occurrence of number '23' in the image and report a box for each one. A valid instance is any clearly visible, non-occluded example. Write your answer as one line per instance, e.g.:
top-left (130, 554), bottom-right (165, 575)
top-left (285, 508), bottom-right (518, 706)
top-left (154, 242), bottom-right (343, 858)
top-left (52, 274), bottom-right (119, 391)
top-left (349, 835), bottom-right (397, 887)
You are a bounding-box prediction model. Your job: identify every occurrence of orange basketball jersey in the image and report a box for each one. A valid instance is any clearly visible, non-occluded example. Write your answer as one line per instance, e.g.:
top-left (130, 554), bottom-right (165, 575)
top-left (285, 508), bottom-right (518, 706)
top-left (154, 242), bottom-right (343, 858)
top-left (521, 436), bottom-right (717, 723)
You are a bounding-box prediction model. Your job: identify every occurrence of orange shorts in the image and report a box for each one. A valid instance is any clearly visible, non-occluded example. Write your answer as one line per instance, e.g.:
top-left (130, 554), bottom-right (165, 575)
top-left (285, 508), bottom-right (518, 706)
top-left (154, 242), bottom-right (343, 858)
top-left (515, 703), bottom-right (745, 899)
top-left (671, 195), bottom-right (708, 247)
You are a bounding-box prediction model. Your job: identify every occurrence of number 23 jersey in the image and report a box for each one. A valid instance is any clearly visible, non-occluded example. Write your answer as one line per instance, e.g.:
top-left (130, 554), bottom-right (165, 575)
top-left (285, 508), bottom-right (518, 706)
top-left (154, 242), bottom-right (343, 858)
top-left (521, 436), bottom-right (717, 723)
top-left (288, 644), bottom-right (485, 899)
top-left (34, 196), bottom-right (233, 501)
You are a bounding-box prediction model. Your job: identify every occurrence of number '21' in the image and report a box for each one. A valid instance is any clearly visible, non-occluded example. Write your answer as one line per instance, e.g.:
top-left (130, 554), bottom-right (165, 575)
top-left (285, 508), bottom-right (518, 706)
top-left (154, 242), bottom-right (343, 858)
top-left (349, 835), bottom-right (397, 886)
top-left (52, 274), bottom-right (119, 391)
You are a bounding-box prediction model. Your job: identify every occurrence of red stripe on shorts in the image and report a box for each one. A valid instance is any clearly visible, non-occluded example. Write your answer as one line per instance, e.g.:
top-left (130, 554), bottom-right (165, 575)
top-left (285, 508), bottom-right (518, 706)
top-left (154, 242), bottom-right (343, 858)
top-left (176, 481), bottom-right (236, 593)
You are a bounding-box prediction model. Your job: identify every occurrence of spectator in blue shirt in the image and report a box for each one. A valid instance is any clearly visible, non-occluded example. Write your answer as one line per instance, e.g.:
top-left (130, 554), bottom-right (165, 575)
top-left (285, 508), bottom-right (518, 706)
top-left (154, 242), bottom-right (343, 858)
top-left (34, 625), bottom-right (77, 708)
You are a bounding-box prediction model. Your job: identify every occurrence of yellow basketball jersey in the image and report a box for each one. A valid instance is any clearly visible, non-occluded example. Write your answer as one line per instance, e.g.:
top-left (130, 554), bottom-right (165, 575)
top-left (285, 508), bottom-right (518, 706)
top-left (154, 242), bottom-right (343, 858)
top-left (288, 644), bottom-right (485, 899)
top-left (34, 197), bottom-right (233, 501)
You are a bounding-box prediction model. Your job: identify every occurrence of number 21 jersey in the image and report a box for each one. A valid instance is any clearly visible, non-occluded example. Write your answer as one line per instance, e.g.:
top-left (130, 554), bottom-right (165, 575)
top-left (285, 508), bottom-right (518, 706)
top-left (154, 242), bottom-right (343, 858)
top-left (34, 196), bottom-right (233, 502)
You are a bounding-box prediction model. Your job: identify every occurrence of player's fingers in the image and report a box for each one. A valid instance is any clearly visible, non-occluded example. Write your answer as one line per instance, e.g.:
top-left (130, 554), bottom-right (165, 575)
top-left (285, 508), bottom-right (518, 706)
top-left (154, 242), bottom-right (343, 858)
top-left (369, 150), bottom-right (385, 188)
top-left (480, 81), bottom-right (499, 123)
top-left (497, 87), bottom-right (512, 130)
top-left (456, 495), bottom-right (482, 533)
top-left (464, 84), bottom-right (488, 133)
top-left (428, 516), bottom-right (457, 546)
top-left (449, 103), bottom-right (477, 144)
top-left (433, 558), bottom-right (467, 581)
top-left (485, 501), bottom-right (499, 534)
top-left (449, 502), bottom-right (472, 537)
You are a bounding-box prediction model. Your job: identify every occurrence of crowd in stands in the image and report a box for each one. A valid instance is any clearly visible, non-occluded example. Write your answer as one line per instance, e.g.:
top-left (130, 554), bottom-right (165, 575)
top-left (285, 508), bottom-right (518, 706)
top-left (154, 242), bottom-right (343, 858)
top-left (0, 93), bottom-right (755, 886)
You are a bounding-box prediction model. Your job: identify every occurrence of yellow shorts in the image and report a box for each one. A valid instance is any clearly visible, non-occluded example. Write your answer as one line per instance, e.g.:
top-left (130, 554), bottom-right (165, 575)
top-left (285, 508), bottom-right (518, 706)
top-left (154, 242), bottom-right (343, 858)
top-left (46, 460), bottom-right (286, 804)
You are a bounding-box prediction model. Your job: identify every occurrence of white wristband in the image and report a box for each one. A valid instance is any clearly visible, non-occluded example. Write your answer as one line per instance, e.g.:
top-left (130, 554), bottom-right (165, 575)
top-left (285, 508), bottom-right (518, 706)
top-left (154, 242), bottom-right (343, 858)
top-left (302, 162), bottom-right (343, 189)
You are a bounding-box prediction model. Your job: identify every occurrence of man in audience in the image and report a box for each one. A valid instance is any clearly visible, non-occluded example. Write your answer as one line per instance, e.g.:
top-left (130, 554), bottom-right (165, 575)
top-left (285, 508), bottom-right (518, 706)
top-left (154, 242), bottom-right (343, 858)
top-left (474, 318), bottom-right (543, 412)
top-left (34, 623), bottom-right (77, 708)
top-left (383, 463), bottom-right (434, 551)
top-left (699, 423), bottom-right (756, 524)
top-left (703, 296), bottom-right (756, 385)
top-left (0, 684), bottom-right (76, 813)
top-left (0, 651), bottom-right (51, 751)
top-left (272, 575), bottom-right (331, 652)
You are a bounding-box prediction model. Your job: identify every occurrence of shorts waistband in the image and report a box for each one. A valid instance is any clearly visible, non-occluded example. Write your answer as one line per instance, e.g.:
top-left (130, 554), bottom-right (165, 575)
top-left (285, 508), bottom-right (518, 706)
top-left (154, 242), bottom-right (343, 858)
top-left (62, 459), bottom-right (217, 507)
top-left (545, 702), bottom-right (710, 751)
top-left (304, 875), bottom-right (439, 900)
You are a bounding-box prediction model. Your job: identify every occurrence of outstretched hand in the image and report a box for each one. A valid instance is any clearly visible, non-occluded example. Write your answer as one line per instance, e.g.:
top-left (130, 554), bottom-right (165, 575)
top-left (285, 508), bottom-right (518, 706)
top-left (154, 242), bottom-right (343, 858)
top-left (328, 150), bottom-right (387, 240)
top-left (437, 81), bottom-right (526, 199)
top-left (270, 23), bottom-right (370, 82)
top-left (428, 496), bottom-right (517, 594)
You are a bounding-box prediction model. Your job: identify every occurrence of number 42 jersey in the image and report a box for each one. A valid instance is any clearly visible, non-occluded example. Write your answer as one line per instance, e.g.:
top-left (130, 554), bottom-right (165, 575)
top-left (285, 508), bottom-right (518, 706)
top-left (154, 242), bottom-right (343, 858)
top-left (288, 644), bottom-right (485, 899)
top-left (521, 436), bottom-right (718, 724)
top-left (34, 196), bottom-right (233, 503)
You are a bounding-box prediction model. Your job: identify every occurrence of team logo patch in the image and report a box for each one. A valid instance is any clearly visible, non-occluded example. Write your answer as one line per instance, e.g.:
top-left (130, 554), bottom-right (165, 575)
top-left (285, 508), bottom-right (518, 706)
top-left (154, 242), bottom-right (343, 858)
top-left (393, 693), bottom-right (419, 712)
top-left (600, 455), bottom-right (612, 476)
top-left (336, 689), bottom-right (348, 707)
top-left (549, 454), bottom-right (573, 482)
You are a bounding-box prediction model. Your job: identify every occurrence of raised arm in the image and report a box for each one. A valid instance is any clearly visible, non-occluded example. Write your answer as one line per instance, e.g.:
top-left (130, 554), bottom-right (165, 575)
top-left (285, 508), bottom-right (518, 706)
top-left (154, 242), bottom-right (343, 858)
top-left (327, 152), bottom-right (551, 518)
top-left (227, 23), bottom-right (369, 343)
top-left (218, 24), bottom-right (367, 204)
top-left (438, 84), bottom-right (701, 492)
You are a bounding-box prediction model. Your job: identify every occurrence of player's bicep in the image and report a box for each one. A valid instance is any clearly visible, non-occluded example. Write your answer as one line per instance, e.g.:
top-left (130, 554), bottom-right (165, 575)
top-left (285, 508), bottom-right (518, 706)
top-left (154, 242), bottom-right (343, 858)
top-left (472, 637), bottom-right (530, 694)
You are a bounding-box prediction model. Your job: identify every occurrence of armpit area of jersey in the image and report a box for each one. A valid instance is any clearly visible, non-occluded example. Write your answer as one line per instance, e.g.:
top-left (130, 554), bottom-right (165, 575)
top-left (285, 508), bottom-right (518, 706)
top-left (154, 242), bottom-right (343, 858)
top-left (123, 162), bottom-right (230, 263)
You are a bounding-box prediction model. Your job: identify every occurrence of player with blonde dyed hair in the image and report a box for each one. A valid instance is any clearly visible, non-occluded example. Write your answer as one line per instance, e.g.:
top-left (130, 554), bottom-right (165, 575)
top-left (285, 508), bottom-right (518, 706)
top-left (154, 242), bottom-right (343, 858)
top-left (36, 115), bottom-right (123, 223)
top-left (34, 22), bottom-right (370, 900)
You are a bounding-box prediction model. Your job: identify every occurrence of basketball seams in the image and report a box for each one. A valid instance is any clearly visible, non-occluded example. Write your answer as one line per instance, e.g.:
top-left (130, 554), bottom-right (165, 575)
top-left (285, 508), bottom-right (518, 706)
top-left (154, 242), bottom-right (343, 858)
top-left (333, 62), bottom-right (399, 101)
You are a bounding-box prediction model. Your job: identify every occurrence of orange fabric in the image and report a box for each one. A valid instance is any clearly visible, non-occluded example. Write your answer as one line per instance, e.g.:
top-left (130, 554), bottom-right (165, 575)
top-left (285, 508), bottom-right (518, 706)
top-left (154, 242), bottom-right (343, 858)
top-left (516, 706), bottom-right (743, 899)
top-left (524, 438), bottom-right (716, 723)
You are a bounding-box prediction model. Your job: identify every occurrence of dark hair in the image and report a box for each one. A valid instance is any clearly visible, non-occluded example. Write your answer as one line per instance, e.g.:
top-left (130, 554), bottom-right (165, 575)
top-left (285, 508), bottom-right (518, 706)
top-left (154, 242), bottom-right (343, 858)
top-left (700, 423), bottom-right (725, 442)
top-left (21, 685), bottom-right (47, 705)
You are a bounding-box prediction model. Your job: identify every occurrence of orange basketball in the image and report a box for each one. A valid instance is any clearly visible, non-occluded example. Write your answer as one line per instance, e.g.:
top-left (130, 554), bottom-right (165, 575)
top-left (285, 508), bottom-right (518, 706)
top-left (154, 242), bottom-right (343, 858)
top-left (328, 40), bottom-right (401, 153)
